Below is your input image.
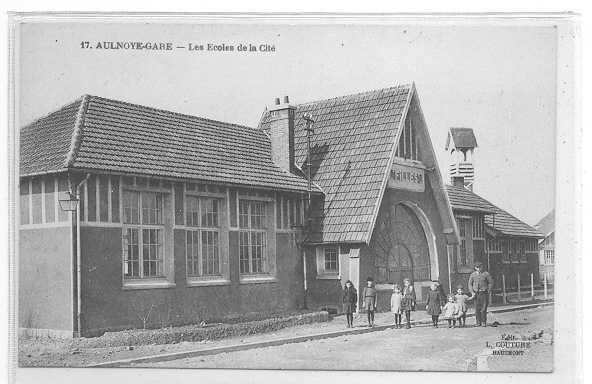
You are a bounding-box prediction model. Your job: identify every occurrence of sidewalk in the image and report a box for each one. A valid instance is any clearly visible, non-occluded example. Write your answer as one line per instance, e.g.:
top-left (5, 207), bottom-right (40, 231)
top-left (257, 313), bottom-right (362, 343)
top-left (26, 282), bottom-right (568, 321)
top-left (88, 300), bottom-right (553, 368)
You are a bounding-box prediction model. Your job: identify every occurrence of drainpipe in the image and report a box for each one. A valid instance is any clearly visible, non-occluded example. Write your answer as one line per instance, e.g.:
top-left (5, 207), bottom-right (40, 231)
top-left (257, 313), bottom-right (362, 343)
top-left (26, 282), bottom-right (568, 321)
top-left (447, 244), bottom-right (453, 294)
top-left (75, 173), bottom-right (91, 337)
top-left (303, 250), bottom-right (308, 309)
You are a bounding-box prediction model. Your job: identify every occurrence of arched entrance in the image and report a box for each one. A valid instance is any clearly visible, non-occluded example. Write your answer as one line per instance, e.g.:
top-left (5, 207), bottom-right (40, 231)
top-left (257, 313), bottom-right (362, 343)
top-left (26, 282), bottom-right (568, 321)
top-left (370, 202), bottom-right (435, 286)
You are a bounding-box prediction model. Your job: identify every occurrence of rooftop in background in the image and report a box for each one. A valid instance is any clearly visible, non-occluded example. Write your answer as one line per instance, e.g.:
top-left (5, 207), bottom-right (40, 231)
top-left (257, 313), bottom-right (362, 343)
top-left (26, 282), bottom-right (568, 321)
top-left (445, 127), bottom-right (479, 150)
top-left (446, 184), bottom-right (543, 238)
top-left (20, 95), bottom-right (318, 194)
top-left (534, 209), bottom-right (555, 237)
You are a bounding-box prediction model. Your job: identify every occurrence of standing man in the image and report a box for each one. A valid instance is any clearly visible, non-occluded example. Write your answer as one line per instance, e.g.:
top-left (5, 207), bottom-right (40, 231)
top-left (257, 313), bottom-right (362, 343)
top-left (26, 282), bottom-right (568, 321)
top-left (468, 261), bottom-right (494, 326)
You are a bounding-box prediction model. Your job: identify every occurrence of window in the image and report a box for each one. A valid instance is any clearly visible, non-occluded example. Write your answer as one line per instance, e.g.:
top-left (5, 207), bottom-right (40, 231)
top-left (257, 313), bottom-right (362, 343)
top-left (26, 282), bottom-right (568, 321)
top-left (324, 247), bottom-right (339, 272)
top-left (122, 191), bottom-right (165, 279)
top-left (459, 240), bottom-right (467, 267)
top-left (544, 250), bottom-right (554, 265)
top-left (456, 218), bottom-right (470, 269)
top-left (395, 116), bottom-right (421, 161)
top-left (519, 242), bottom-right (527, 263)
top-left (502, 241), bottom-right (510, 263)
top-left (239, 201), bottom-right (268, 275)
top-left (509, 241), bottom-right (519, 263)
top-left (488, 239), bottom-right (502, 253)
top-left (186, 196), bottom-right (221, 277)
top-left (525, 239), bottom-right (537, 252)
top-left (316, 245), bottom-right (341, 279)
top-left (472, 215), bottom-right (484, 238)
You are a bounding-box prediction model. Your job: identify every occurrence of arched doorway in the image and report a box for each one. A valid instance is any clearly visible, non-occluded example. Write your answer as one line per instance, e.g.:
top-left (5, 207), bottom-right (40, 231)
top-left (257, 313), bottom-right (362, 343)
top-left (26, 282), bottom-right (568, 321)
top-left (370, 203), bottom-right (432, 286)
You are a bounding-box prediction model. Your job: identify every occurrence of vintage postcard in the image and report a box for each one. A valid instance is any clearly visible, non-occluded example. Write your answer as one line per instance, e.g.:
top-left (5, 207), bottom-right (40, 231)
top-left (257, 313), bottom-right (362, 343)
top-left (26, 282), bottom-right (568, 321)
top-left (8, 12), bottom-right (580, 384)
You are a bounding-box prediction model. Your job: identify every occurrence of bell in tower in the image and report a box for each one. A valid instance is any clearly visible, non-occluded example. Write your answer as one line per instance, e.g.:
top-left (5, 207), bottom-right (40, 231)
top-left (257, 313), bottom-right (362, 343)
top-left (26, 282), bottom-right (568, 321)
top-left (445, 127), bottom-right (478, 191)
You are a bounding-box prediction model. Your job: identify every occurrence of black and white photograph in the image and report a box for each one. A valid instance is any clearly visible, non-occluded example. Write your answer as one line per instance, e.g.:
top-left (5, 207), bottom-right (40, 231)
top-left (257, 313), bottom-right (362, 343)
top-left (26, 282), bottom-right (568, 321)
top-left (8, 11), bottom-right (581, 384)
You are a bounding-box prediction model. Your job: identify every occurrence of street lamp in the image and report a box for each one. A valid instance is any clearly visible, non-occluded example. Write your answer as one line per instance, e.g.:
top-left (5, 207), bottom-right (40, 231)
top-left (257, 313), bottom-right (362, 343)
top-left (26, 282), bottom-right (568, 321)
top-left (58, 191), bottom-right (79, 212)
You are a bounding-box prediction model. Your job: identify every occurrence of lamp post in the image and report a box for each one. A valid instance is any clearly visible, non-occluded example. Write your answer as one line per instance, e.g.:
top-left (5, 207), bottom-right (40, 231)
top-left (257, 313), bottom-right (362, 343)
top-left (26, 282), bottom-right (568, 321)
top-left (58, 191), bottom-right (80, 337)
top-left (58, 192), bottom-right (79, 212)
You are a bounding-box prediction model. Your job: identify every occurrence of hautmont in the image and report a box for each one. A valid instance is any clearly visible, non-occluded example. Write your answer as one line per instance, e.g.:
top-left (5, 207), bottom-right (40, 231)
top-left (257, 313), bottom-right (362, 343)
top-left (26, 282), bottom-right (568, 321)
top-left (95, 42), bottom-right (173, 50)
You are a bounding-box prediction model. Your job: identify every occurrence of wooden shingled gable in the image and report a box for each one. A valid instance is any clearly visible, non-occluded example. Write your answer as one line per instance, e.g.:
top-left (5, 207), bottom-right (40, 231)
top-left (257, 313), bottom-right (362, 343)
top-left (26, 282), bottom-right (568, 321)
top-left (258, 83), bottom-right (459, 245)
top-left (446, 184), bottom-right (543, 238)
top-left (20, 95), bottom-right (316, 193)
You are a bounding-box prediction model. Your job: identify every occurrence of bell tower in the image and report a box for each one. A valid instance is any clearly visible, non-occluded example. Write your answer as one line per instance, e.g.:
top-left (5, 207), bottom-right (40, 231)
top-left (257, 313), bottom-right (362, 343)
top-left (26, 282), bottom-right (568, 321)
top-left (445, 127), bottom-right (478, 191)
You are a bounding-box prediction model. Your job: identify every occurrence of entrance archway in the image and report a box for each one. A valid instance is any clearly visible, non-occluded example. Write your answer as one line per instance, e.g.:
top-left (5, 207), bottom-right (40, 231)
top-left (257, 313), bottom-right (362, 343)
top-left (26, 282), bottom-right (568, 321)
top-left (370, 202), bottom-right (436, 286)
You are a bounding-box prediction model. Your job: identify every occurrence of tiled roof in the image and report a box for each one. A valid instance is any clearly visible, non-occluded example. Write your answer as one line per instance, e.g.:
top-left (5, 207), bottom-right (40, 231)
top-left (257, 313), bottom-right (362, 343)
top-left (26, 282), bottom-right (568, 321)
top-left (446, 184), bottom-right (543, 238)
top-left (448, 127), bottom-right (478, 149)
top-left (259, 84), bottom-right (413, 243)
top-left (534, 209), bottom-right (555, 236)
top-left (20, 95), bottom-right (316, 193)
top-left (20, 98), bottom-right (84, 175)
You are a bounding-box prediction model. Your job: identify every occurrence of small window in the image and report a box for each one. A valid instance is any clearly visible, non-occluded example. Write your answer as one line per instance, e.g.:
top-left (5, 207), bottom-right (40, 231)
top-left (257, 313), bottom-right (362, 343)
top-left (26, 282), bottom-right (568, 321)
top-left (544, 250), bottom-right (554, 265)
top-left (509, 242), bottom-right (519, 263)
top-left (502, 241), bottom-right (510, 263)
top-left (324, 247), bottom-right (339, 271)
top-left (316, 245), bottom-right (340, 279)
top-left (519, 242), bottom-right (527, 263)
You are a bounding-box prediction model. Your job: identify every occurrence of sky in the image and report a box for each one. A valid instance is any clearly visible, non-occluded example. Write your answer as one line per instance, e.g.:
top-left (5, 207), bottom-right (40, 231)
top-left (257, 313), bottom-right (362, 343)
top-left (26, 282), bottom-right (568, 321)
top-left (17, 18), bottom-right (558, 226)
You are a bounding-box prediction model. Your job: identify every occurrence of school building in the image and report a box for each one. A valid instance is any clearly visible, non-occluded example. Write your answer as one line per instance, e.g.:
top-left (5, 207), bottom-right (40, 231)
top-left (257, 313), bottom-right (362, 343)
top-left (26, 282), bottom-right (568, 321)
top-left (18, 83), bottom-right (541, 337)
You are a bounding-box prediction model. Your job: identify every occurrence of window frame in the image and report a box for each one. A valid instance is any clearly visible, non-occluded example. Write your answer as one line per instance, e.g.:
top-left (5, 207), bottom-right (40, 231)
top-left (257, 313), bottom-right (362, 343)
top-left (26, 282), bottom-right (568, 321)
top-left (316, 245), bottom-right (341, 280)
top-left (122, 190), bottom-right (173, 288)
top-left (544, 250), bottom-right (555, 265)
top-left (238, 200), bottom-right (269, 276)
top-left (185, 196), bottom-right (222, 278)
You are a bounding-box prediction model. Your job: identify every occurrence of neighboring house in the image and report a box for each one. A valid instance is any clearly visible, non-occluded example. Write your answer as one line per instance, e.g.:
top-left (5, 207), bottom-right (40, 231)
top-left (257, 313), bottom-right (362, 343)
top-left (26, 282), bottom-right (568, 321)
top-left (444, 127), bottom-right (544, 291)
top-left (534, 209), bottom-right (555, 284)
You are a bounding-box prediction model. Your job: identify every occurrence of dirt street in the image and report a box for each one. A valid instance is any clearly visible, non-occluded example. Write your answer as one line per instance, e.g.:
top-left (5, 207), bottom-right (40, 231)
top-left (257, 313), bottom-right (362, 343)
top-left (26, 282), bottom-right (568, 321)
top-left (136, 306), bottom-right (553, 371)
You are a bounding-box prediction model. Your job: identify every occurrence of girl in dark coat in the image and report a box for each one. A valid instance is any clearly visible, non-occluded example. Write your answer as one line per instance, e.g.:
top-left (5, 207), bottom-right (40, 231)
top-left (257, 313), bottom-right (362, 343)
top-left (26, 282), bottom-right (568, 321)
top-left (362, 277), bottom-right (378, 327)
top-left (400, 278), bottom-right (416, 329)
top-left (342, 280), bottom-right (358, 328)
top-left (426, 281), bottom-right (446, 328)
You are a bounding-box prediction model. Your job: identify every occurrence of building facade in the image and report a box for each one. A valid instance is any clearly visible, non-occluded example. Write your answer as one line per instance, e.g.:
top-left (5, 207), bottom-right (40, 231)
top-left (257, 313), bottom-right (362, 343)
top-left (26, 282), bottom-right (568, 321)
top-left (19, 85), bottom-right (542, 337)
top-left (444, 128), bottom-right (543, 291)
top-left (535, 209), bottom-right (555, 284)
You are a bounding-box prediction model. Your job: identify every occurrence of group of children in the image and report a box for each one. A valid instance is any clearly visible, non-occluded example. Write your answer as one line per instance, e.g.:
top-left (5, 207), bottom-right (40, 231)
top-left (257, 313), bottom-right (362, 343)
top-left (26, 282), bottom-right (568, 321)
top-left (342, 277), bottom-right (475, 329)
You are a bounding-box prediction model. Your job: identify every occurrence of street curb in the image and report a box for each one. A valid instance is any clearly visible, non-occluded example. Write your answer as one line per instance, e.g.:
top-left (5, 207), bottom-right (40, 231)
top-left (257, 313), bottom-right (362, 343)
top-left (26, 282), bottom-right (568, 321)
top-left (86, 301), bottom-right (553, 368)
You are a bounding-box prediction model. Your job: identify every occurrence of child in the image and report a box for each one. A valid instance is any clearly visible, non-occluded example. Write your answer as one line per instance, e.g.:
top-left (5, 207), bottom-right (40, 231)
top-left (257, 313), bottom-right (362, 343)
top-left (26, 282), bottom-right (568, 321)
top-left (425, 281), bottom-right (445, 328)
top-left (362, 277), bottom-right (378, 327)
top-left (443, 295), bottom-right (459, 328)
top-left (390, 284), bottom-right (403, 329)
top-left (454, 285), bottom-right (473, 327)
top-left (342, 280), bottom-right (358, 328)
top-left (400, 278), bottom-right (416, 329)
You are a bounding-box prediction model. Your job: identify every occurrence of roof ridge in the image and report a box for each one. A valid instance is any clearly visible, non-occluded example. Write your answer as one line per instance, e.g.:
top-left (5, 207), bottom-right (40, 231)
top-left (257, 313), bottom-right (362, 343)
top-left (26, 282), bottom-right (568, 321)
top-left (89, 94), bottom-right (259, 133)
top-left (293, 83), bottom-right (413, 108)
top-left (65, 94), bottom-right (90, 168)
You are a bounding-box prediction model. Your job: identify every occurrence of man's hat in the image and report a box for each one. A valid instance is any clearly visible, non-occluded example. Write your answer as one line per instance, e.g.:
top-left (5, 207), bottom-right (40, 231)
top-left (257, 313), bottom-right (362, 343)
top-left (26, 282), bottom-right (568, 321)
top-left (474, 261), bottom-right (484, 268)
top-left (366, 277), bottom-right (374, 282)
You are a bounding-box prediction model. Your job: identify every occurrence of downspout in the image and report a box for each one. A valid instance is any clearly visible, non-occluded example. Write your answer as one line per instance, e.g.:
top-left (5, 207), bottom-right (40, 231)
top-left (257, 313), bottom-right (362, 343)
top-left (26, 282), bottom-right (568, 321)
top-left (447, 244), bottom-right (453, 294)
top-left (75, 173), bottom-right (91, 337)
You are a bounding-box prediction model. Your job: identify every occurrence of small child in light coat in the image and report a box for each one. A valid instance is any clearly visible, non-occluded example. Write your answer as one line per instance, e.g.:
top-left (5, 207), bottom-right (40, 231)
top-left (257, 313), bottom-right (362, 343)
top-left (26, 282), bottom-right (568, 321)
top-left (390, 285), bottom-right (403, 329)
top-left (454, 285), bottom-right (473, 327)
top-left (443, 295), bottom-right (460, 328)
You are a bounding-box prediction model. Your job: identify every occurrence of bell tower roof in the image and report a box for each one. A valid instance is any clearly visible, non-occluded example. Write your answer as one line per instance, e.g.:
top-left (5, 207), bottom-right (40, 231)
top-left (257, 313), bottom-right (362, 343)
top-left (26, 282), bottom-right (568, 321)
top-left (445, 127), bottom-right (478, 151)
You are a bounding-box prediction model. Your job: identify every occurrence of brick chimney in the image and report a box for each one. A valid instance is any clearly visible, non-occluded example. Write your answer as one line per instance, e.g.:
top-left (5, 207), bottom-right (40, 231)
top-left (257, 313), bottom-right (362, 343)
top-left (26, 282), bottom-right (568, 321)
top-left (268, 96), bottom-right (296, 173)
